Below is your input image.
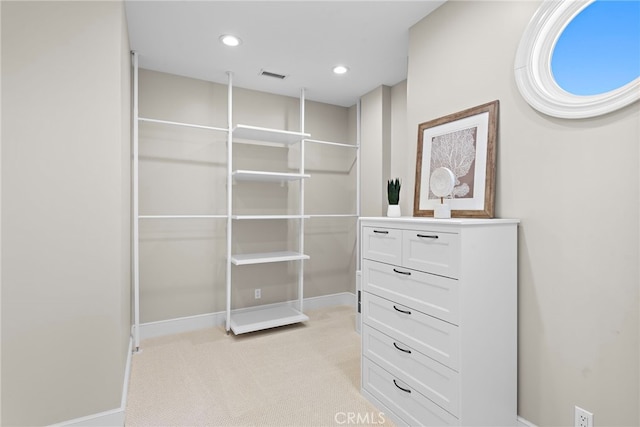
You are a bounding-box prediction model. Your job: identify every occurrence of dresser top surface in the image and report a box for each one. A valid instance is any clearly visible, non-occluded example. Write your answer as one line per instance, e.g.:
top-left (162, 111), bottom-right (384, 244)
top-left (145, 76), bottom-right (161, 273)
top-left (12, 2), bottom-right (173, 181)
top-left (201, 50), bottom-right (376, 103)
top-left (359, 216), bottom-right (520, 226)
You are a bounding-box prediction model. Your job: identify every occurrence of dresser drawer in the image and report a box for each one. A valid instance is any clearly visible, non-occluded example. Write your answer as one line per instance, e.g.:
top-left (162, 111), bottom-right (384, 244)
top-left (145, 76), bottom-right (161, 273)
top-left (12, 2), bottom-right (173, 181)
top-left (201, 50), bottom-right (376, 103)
top-left (363, 325), bottom-right (460, 416)
top-left (362, 226), bottom-right (402, 265)
top-left (362, 358), bottom-right (458, 426)
top-left (363, 259), bottom-right (459, 325)
top-left (403, 229), bottom-right (460, 279)
top-left (362, 292), bottom-right (459, 370)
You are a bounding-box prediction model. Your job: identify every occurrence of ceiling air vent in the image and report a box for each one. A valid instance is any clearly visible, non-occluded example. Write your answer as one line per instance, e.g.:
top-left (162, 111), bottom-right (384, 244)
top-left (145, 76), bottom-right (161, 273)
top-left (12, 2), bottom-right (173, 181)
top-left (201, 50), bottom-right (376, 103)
top-left (260, 69), bottom-right (287, 80)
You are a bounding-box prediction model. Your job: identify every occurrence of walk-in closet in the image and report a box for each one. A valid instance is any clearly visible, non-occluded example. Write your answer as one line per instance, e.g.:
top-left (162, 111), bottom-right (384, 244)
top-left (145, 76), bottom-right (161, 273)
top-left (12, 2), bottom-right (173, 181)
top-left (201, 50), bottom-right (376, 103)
top-left (132, 60), bottom-right (360, 346)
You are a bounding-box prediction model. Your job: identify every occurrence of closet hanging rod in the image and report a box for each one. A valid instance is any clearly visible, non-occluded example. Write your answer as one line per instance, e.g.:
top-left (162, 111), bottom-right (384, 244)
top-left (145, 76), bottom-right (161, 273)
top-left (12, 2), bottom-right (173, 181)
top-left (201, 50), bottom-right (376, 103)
top-left (308, 214), bottom-right (359, 218)
top-left (139, 214), bottom-right (226, 219)
top-left (139, 117), bottom-right (228, 132)
top-left (231, 214), bottom-right (311, 220)
top-left (305, 138), bottom-right (358, 148)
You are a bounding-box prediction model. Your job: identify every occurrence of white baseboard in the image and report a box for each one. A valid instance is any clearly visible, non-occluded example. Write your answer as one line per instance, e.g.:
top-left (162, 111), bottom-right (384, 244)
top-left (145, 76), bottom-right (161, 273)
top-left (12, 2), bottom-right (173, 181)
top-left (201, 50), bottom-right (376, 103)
top-left (138, 292), bottom-right (356, 340)
top-left (51, 336), bottom-right (133, 427)
top-left (518, 415), bottom-right (537, 427)
top-left (302, 291), bottom-right (356, 311)
top-left (55, 408), bottom-right (124, 427)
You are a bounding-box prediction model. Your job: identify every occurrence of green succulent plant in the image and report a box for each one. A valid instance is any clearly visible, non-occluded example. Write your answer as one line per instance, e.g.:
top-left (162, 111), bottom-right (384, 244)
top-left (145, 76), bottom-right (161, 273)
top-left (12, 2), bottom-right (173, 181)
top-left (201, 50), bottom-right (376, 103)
top-left (387, 178), bottom-right (401, 205)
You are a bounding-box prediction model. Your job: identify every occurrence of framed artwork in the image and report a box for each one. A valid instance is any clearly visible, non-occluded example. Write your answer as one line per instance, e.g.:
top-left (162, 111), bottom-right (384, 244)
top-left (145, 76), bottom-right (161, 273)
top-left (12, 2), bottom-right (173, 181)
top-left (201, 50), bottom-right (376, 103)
top-left (413, 100), bottom-right (499, 218)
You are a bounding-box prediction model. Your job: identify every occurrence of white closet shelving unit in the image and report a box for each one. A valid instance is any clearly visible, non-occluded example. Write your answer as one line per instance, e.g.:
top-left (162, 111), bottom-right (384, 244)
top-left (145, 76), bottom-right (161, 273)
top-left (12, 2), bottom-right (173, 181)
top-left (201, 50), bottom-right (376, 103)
top-left (225, 79), bottom-right (311, 334)
top-left (132, 52), bottom-right (361, 345)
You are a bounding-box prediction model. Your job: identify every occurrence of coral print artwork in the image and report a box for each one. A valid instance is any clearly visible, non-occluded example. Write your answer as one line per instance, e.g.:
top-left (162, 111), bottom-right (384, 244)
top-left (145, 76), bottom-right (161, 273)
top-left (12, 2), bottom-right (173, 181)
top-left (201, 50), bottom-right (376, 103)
top-left (428, 126), bottom-right (477, 200)
top-left (414, 99), bottom-right (498, 218)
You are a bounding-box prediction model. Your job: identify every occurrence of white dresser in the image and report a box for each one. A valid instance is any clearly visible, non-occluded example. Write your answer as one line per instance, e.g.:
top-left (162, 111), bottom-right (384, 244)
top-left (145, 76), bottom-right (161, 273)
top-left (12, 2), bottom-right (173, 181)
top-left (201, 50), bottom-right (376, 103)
top-left (359, 217), bottom-right (519, 426)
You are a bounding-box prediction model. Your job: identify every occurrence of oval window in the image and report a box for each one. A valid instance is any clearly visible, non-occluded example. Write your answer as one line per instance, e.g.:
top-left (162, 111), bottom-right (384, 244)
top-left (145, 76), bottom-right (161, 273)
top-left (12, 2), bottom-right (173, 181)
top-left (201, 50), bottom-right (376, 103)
top-left (515, 0), bottom-right (640, 119)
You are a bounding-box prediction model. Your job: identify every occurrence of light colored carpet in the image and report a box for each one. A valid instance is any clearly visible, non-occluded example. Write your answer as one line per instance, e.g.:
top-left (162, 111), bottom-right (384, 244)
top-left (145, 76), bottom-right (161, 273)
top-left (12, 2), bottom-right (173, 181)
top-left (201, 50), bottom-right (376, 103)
top-left (125, 305), bottom-right (395, 427)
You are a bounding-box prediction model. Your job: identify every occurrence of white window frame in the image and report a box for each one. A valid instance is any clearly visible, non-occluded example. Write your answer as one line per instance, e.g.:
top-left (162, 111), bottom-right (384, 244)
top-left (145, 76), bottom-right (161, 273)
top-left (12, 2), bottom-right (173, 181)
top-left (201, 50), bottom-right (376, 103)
top-left (514, 0), bottom-right (640, 119)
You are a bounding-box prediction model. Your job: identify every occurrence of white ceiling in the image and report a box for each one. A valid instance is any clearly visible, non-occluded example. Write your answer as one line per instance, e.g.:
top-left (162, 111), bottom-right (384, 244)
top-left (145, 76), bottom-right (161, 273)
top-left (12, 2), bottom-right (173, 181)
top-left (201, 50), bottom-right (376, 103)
top-left (125, 1), bottom-right (446, 107)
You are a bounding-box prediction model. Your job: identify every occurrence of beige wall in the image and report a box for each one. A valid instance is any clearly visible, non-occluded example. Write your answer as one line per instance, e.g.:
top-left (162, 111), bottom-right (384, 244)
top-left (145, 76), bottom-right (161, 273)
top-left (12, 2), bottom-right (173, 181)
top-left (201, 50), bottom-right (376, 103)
top-left (406, 1), bottom-right (639, 426)
top-left (138, 69), bottom-right (356, 322)
top-left (360, 85), bottom-right (391, 216)
top-left (1, 1), bottom-right (131, 425)
top-left (390, 80), bottom-right (411, 215)
top-left (360, 83), bottom-right (411, 216)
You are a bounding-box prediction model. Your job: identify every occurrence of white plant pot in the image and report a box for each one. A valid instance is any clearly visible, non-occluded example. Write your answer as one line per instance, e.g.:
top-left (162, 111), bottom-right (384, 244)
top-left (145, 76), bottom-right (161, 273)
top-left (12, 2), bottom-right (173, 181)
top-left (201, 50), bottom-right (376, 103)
top-left (387, 204), bottom-right (401, 217)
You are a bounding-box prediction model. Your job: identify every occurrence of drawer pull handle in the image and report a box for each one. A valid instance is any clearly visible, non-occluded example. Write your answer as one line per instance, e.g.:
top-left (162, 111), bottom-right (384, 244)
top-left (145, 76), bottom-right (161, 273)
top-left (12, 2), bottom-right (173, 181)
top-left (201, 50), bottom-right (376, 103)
top-left (393, 379), bottom-right (412, 394)
top-left (373, 230), bottom-right (389, 234)
top-left (417, 233), bottom-right (439, 239)
top-left (393, 268), bottom-right (411, 276)
top-left (393, 342), bottom-right (412, 354)
top-left (393, 305), bottom-right (411, 315)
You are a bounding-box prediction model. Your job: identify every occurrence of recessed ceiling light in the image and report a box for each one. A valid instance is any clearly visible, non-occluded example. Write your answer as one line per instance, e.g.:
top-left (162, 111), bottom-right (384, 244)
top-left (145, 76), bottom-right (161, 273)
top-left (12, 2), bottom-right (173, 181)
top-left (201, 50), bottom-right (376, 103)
top-left (220, 34), bottom-right (241, 47)
top-left (333, 65), bottom-right (349, 75)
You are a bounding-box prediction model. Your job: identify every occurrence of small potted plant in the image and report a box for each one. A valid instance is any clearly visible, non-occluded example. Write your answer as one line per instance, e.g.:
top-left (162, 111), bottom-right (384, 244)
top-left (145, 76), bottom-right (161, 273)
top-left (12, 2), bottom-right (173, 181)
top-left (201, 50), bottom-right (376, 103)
top-left (387, 178), bottom-right (401, 217)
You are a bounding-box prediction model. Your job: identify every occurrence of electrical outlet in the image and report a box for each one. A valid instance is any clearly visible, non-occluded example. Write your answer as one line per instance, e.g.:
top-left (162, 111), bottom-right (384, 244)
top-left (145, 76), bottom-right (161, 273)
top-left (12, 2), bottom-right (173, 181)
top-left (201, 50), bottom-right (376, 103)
top-left (254, 288), bottom-right (261, 299)
top-left (575, 406), bottom-right (593, 427)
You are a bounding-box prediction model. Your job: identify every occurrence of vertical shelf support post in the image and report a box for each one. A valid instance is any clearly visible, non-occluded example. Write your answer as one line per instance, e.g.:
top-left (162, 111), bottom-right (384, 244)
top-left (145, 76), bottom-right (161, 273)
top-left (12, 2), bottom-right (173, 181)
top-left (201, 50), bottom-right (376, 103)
top-left (356, 99), bottom-right (362, 271)
top-left (299, 88), bottom-right (306, 313)
top-left (132, 51), bottom-right (141, 352)
top-left (225, 72), bottom-right (233, 332)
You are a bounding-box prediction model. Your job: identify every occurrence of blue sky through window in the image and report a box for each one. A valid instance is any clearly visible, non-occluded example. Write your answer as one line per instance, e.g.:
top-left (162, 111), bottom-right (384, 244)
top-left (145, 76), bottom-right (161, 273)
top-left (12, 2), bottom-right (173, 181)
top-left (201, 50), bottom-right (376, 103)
top-left (551, 0), bottom-right (640, 96)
